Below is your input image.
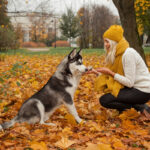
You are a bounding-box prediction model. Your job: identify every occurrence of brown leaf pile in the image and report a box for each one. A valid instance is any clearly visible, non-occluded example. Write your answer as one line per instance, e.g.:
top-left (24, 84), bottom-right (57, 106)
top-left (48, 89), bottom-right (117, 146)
top-left (0, 54), bottom-right (150, 150)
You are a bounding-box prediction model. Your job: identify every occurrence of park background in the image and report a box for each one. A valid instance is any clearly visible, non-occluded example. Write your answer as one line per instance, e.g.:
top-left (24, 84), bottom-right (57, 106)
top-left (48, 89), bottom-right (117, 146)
top-left (0, 0), bottom-right (150, 149)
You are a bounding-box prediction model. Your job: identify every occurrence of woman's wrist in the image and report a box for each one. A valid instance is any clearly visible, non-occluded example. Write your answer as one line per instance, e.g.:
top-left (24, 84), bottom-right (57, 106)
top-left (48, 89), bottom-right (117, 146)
top-left (110, 71), bottom-right (115, 77)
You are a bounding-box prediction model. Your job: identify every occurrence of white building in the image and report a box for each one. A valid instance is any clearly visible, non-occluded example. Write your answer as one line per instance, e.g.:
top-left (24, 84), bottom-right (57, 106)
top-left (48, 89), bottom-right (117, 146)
top-left (7, 12), bottom-right (62, 42)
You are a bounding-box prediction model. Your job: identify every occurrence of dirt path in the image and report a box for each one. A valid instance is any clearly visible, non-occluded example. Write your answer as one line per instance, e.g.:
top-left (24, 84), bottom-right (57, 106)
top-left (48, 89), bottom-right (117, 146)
top-left (26, 47), bottom-right (49, 52)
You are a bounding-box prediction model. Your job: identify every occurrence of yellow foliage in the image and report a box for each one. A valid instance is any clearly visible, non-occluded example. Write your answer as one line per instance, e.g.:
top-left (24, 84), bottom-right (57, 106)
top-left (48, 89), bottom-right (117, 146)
top-left (135, 0), bottom-right (150, 35)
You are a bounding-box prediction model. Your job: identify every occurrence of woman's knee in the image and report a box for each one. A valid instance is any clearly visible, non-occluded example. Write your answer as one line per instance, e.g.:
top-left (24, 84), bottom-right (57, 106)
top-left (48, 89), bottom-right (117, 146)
top-left (99, 93), bottom-right (114, 107)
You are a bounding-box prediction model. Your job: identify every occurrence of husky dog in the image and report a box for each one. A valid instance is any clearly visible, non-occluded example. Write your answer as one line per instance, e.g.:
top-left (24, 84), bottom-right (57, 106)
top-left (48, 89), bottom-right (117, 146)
top-left (0, 49), bottom-right (91, 130)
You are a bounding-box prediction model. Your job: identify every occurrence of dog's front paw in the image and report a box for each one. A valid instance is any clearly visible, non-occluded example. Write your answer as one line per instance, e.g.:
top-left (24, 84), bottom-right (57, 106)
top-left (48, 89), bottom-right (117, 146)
top-left (40, 121), bottom-right (56, 126)
top-left (76, 118), bottom-right (85, 124)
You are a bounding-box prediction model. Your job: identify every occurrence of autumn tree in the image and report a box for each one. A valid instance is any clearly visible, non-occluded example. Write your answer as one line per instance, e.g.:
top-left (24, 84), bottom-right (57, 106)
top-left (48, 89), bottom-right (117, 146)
top-left (0, 0), bottom-right (17, 51)
top-left (91, 5), bottom-right (118, 48)
top-left (135, 0), bottom-right (150, 43)
top-left (0, 0), bottom-right (10, 26)
top-left (78, 7), bottom-right (90, 48)
top-left (112, 0), bottom-right (146, 62)
top-left (28, 1), bottom-right (53, 44)
top-left (78, 5), bottom-right (118, 48)
top-left (60, 8), bottom-right (80, 43)
top-left (28, 12), bottom-right (53, 44)
top-left (14, 24), bottom-right (24, 47)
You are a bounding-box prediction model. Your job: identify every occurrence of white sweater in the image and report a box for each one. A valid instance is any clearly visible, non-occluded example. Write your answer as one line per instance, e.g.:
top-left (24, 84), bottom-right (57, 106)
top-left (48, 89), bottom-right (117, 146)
top-left (114, 48), bottom-right (150, 93)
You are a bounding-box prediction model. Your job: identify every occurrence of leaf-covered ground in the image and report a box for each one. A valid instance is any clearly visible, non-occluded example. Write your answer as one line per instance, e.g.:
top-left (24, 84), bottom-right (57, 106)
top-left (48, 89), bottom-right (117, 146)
top-left (0, 54), bottom-right (150, 150)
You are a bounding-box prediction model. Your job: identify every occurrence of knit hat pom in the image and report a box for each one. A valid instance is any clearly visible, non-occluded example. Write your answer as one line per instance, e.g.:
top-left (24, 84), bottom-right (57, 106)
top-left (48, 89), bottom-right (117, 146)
top-left (103, 25), bottom-right (124, 42)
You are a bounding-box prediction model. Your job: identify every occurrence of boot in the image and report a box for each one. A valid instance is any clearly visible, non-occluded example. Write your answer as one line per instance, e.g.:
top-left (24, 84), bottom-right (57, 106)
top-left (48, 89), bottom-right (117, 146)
top-left (133, 104), bottom-right (150, 113)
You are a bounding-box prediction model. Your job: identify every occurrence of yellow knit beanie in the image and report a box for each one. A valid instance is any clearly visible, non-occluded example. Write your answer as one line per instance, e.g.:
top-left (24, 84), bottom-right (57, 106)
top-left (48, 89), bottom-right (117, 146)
top-left (103, 25), bottom-right (124, 42)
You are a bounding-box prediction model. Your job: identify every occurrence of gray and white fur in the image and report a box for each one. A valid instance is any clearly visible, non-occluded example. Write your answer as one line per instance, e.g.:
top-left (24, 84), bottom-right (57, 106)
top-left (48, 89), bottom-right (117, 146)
top-left (0, 48), bottom-right (92, 130)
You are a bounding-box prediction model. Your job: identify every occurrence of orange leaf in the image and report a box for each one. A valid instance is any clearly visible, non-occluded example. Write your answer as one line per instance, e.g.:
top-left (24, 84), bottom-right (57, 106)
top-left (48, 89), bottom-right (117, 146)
top-left (119, 108), bottom-right (140, 120)
top-left (55, 136), bottom-right (76, 149)
top-left (121, 119), bottom-right (136, 130)
top-left (113, 140), bottom-right (126, 149)
top-left (3, 141), bottom-right (16, 147)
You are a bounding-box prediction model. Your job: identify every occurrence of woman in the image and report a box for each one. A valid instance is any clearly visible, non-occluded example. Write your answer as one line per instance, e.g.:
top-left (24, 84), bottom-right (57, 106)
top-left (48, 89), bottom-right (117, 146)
top-left (89, 25), bottom-right (150, 113)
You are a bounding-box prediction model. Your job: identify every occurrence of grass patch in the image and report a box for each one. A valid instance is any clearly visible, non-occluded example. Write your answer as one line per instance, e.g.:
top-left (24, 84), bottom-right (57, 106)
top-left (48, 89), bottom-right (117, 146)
top-left (143, 46), bottom-right (150, 54)
top-left (0, 47), bottom-right (105, 56)
top-left (0, 46), bottom-right (150, 56)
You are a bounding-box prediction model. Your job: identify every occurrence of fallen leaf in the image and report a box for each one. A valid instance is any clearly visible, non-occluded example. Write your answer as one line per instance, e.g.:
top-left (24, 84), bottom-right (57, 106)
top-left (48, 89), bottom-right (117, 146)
top-left (3, 141), bottom-right (16, 147)
top-left (30, 141), bottom-right (47, 150)
top-left (85, 143), bottom-right (100, 150)
top-left (55, 136), bottom-right (76, 149)
top-left (98, 143), bottom-right (113, 150)
top-left (65, 113), bottom-right (77, 125)
top-left (142, 141), bottom-right (150, 149)
top-left (121, 119), bottom-right (136, 130)
top-left (119, 108), bottom-right (140, 120)
top-left (113, 140), bottom-right (126, 149)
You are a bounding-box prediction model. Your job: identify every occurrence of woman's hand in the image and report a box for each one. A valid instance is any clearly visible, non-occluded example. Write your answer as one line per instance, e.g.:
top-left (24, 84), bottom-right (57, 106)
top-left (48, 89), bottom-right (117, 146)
top-left (96, 68), bottom-right (115, 77)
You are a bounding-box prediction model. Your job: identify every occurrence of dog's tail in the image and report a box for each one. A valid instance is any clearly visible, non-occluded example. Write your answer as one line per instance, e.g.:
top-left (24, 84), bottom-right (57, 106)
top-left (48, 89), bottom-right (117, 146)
top-left (0, 116), bottom-right (18, 130)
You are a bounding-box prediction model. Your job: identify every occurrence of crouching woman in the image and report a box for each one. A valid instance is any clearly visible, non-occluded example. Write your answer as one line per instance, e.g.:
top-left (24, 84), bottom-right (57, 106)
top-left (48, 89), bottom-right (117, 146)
top-left (90, 25), bottom-right (150, 113)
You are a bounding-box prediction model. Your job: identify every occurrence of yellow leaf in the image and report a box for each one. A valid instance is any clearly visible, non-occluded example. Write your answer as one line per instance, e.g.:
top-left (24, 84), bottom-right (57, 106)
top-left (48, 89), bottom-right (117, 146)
top-left (98, 143), bottom-right (113, 150)
top-left (65, 114), bottom-right (77, 125)
top-left (32, 81), bottom-right (39, 89)
top-left (30, 141), bottom-right (47, 150)
top-left (24, 74), bottom-right (30, 79)
top-left (85, 143), bottom-right (112, 150)
top-left (85, 143), bottom-right (100, 150)
top-left (55, 136), bottom-right (76, 149)
top-left (84, 82), bottom-right (91, 88)
top-left (62, 127), bottom-right (73, 135)
top-left (142, 141), bottom-right (150, 149)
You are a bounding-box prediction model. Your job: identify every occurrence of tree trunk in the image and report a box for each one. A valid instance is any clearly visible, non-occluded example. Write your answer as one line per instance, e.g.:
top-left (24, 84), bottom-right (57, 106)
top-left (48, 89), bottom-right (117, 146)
top-left (112, 0), bottom-right (146, 64)
top-left (146, 35), bottom-right (150, 43)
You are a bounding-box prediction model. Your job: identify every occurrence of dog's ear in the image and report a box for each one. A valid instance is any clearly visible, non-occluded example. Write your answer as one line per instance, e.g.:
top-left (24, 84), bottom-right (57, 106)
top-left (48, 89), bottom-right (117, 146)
top-left (77, 48), bottom-right (82, 55)
top-left (68, 48), bottom-right (77, 59)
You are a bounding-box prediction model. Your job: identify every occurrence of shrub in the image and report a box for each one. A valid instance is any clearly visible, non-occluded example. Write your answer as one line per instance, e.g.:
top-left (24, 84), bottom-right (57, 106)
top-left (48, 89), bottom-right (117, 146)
top-left (22, 42), bottom-right (37, 48)
top-left (52, 40), bottom-right (70, 47)
top-left (37, 42), bottom-right (46, 47)
top-left (0, 26), bottom-right (18, 51)
top-left (22, 42), bottom-right (46, 48)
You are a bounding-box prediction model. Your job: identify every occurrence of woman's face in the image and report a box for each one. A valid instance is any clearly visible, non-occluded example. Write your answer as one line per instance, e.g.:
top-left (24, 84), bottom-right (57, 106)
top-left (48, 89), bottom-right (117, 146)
top-left (104, 39), bottom-right (110, 51)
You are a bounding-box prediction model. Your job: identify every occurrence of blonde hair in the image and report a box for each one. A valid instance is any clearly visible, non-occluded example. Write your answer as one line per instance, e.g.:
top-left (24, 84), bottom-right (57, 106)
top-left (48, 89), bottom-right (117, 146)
top-left (104, 38), bottom-right (117, 65)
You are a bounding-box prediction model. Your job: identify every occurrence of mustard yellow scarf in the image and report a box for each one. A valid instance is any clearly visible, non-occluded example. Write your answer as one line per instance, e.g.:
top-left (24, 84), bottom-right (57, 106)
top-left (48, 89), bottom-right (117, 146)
top-left (95, 38), bottom-right (129, 97)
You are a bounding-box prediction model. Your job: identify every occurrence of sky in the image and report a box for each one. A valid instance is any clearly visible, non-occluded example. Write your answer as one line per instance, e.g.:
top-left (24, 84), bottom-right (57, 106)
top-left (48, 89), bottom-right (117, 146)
top-left (8, 0), bottom-right (119, 16)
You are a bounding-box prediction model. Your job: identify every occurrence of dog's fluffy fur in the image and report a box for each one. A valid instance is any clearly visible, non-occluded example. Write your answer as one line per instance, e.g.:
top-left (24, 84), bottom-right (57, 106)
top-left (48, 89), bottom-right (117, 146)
top-left (0, 49), bottom-right (91, 130)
